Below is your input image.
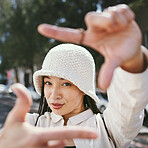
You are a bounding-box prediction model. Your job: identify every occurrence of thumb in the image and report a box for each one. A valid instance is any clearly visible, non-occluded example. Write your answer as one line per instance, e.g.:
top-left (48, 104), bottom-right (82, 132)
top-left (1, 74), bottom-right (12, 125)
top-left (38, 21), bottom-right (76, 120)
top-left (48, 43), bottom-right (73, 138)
top-left (98, 58), bottom-right (121, 90)
top-left (5, 83), bottom-right (32, 126)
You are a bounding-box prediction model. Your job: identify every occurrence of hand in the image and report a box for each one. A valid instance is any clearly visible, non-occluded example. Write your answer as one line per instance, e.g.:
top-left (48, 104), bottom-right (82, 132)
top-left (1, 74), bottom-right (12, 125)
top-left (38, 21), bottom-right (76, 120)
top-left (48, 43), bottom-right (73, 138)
top-left (0, 83), bottom-right (97, 148)
top-left (37, 4), bottom-right (145, 90)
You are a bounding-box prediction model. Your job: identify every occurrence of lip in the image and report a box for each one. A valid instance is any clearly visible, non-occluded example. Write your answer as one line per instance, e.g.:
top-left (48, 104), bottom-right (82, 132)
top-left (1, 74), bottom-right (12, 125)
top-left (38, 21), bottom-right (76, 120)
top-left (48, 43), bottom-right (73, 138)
top-left (51, 103), bottom-right (64, 109)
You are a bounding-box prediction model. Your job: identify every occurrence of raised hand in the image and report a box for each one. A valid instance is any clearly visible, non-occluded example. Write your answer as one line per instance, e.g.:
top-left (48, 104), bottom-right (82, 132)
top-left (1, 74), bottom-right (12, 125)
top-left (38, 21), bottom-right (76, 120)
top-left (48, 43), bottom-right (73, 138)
top-left (37, 4), bottom-right (145, 90)
top-left (0, 83), bottom-right (97, 148)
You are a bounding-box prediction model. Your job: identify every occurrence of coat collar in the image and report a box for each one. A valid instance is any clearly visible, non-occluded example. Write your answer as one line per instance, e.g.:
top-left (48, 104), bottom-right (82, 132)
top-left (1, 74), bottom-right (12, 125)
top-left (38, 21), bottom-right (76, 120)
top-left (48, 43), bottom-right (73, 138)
top-left (51, 112), bottom-right (63, 123)
top-left (51, 109), bottom-right (94, 125)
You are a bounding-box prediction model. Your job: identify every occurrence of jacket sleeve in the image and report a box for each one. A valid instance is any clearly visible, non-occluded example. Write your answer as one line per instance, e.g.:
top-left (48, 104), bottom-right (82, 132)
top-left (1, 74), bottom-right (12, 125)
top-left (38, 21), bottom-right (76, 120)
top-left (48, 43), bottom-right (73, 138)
top-left (103, 46), bottom-right (148, 148)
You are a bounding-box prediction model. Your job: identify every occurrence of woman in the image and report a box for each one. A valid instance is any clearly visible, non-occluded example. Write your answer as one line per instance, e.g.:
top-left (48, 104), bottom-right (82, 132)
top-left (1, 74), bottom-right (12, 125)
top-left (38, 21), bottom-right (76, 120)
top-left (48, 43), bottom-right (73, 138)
top-left (25, 41), bottom-right (148, 147)
top-left (26, 43), bottom-right (116, 148)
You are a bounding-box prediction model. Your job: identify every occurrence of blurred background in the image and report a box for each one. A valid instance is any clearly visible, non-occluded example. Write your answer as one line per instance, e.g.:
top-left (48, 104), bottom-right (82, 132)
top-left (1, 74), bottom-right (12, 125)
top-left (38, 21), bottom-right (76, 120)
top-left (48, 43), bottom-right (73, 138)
top-left (0, 0), bottom-right (148, 147)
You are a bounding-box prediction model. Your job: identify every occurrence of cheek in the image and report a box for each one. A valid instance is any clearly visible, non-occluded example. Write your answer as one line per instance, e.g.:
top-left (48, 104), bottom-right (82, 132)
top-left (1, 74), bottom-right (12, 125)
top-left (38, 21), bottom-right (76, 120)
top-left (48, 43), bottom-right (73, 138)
top-left (66, 92), bottom-right (84, 105)
top-left (44, 87), bottom-right (51, 99)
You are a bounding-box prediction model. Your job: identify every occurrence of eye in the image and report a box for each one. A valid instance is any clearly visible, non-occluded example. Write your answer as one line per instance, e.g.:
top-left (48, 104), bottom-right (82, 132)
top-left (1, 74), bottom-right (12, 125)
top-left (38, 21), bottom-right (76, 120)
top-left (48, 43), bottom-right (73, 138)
top-left (44, 81), bottom-right (52, 85)
top-left (63, 83), bottom-right (72, 86)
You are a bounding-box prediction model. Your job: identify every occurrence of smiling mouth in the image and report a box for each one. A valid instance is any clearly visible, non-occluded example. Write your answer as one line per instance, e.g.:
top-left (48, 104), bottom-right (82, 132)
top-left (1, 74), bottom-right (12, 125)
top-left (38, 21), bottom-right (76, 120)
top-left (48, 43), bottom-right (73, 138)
top-left (51, 103), bottom-right (64, 109)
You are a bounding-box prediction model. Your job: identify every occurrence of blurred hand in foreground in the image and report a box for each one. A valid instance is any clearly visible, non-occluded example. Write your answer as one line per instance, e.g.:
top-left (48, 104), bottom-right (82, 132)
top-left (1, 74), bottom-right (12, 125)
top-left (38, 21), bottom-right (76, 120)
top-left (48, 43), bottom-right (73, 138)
top-left (0, 83), bottom-right (98, 148)
top-left (37, 4), bottom-right (145, 90)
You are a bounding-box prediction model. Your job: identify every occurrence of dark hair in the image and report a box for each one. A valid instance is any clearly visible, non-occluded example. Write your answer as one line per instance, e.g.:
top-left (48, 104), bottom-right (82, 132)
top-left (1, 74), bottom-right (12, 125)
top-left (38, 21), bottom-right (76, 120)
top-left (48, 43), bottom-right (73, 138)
top-left (83, 95), bottom-right (102, 114)
top-left (37, 76), bottom-right (50, 116)
top-left (37, 77), bottom-right (102, 116)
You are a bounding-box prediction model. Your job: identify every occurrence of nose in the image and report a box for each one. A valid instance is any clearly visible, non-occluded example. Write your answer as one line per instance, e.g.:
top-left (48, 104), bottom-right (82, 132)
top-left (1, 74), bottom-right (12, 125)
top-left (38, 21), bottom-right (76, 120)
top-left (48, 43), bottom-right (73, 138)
top-left (50, 88), bottom-right (61, 100)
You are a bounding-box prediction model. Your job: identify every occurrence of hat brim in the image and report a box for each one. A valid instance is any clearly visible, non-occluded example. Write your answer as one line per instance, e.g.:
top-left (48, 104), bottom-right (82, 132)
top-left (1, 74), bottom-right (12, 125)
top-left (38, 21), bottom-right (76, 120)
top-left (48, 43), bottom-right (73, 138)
top-left (33, 70), bottom-right (100, 103)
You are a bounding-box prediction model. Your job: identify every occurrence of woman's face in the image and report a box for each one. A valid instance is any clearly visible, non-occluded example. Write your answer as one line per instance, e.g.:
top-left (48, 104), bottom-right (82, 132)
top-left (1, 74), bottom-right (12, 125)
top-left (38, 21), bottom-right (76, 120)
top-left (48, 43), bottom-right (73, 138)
top-left (44, 76), bottom-right (85, 119)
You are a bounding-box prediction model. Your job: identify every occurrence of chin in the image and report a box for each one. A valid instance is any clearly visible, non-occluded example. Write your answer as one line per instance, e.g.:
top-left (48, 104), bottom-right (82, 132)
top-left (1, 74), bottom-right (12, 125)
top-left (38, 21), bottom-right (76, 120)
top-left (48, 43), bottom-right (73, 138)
top-left (52, 109), bottom-right (65, 116)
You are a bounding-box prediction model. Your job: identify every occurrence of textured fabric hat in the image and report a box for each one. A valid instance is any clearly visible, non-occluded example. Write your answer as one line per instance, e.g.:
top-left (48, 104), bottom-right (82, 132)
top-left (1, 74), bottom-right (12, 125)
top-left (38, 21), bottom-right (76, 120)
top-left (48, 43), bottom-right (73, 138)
top-left (33, 43), bottom-right (99, 103)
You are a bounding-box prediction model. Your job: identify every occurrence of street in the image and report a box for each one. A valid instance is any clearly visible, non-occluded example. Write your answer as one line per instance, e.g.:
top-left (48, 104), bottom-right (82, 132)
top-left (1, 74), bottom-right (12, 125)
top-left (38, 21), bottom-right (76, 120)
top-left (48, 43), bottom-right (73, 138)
top-left (0, 95), bottom-right (39, 128)
top-left (0, 96), bottom-right (148, 147)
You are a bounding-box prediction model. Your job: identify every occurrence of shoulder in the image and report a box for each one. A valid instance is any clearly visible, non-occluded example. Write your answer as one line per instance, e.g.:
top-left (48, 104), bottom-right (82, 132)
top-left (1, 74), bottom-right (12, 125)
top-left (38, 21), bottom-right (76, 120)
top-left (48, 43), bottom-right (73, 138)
top-left (25, 112), bottom-right (39, 125)
top-left (25, 112), bottom-right (51, 126)
top-left (37, 112), bottom-right (53, 127)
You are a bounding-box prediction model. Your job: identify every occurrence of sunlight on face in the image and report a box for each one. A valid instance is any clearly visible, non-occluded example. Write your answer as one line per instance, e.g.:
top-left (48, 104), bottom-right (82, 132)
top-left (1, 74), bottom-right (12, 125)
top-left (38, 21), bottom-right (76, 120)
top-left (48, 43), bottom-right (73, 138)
top-left (44, 76), bottom-right (85, 120)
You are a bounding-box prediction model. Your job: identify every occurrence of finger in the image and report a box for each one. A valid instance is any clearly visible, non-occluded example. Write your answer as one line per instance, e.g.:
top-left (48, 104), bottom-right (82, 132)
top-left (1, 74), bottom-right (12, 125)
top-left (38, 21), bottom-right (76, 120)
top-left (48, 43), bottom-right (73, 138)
top-left (38, 24), bottom-right (82, 44)
top-left (98, 58), bottom-right (121, 90)
top-left (107, 5), bottom-right (134, 31)
top-left (85, 11), bottom-right (114, 32)
top-left (34, 126), bottom-right (98, 143)
top-left (48, 140), bottom-right (65, 148)
top-left (85, 5), bottom-right (134, 33)
top-left (115, 4), bottom-right (135, 21)
top-left (36, 141), bottom-right (65, 148)
top-left (36, 145), bottom-right (65, 148)
top-left (5, 83), bottom-right (32, 125)
top-left (107, 8), bottom-right (128, 31)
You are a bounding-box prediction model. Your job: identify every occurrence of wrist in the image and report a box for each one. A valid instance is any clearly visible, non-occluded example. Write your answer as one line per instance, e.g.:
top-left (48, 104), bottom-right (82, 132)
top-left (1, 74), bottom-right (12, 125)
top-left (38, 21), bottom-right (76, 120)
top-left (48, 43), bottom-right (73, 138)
top-left (121, 47), bottom-right (148, 73)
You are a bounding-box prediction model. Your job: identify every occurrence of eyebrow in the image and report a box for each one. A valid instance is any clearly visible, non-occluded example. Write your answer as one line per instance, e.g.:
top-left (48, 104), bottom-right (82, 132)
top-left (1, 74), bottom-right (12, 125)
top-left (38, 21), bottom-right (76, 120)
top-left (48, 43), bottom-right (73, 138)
top-left (44, 76), bottom-right (65, 80)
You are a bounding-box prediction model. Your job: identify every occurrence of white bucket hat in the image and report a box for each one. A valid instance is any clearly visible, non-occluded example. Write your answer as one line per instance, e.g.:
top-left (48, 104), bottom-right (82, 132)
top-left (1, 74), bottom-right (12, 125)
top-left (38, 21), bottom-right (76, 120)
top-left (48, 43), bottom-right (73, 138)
top-left (33, 43), bottom-right (99, 103)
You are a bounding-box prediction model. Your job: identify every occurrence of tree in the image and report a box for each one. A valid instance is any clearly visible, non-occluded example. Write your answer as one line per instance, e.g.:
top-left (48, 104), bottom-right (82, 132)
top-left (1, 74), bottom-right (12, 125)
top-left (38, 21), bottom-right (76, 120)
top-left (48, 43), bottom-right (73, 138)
top-left (0, 0), bottom-right (142, 85)
top-left (0, 0), bottom-right (49, 77)
top-left (101, 0), bottom-right (139, 9)
top-left (0, 0), bottom-right (100, 76)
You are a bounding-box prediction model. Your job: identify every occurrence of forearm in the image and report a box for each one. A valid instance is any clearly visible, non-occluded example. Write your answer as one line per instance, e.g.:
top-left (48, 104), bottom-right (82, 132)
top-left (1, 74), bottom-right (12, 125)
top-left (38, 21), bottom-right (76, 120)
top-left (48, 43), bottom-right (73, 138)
top-left (104, 53), bottom-right (148, 147)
